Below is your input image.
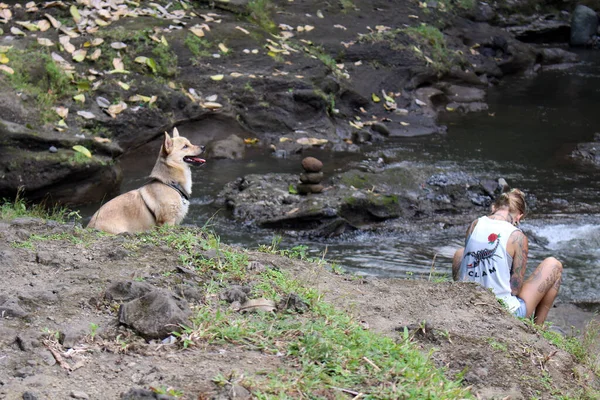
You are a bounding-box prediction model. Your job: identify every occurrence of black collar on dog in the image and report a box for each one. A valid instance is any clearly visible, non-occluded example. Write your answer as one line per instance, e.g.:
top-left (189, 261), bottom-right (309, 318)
top-left (148, 178), bottom-right (190, 201)
top-left (165, 181), bottom-right (190, 201)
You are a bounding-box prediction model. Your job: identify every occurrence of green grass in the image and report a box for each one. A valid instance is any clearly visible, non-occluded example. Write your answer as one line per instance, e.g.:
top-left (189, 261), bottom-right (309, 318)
top-left (247, 0), bottom-right (276, 33)
top-left (404, 24), bottom-right (460, 75)
top-left (2, 49), bottom-right (77, 123)
top-left (184, 34), bottom-right (213, 59)
top-left (129, 226), bottom-right (472, 398)
top-left (151, 44), bottom-right (178, 77)
top-left (0, 189), bottom-right (80, 223)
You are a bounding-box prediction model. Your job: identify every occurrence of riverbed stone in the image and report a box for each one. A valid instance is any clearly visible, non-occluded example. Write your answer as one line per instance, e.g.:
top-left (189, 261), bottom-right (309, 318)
top-left (570, 5), bottom-right (598, 46)
top-left (206, 134), bottom-right (245, 160)
top-left (299, 172), bottom-right (324, 184)
top-left (301, 157), bottom-right (323, 172)
top-left (296, 184), bottom-right (324, 194)
top-left (104, 281), bottom-right (155, 302)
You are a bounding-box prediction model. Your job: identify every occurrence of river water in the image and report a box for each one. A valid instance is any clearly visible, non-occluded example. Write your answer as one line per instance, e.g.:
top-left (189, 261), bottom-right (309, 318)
top-left (85, 50), bottom-right (600, 306)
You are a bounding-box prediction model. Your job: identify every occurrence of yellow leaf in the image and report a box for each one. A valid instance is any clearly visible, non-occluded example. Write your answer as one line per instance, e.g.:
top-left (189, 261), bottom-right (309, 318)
top-left (244, 138), bottom-right (259, 144)
top-left (54, 106), bottom-right (68, 118)
top-left (72, 145), bottom-right (92, 158)
top-left (0, 65), bottom-right (15, 75)
top-left (160, 35), bottom-right (168, 46)
top-left (73, 94), bottom-right (85, 103)
top-left (0, 65), bottom-right (13, 75)
top-left (95, 18), bottom-right (109, 27)
top-left (89, 49), bottom-right (101, 61)
top-left (210, 74), bottom-right (224, 81)
top-left (37, 20), bottom-right (51, 32)
top-left (190, 27), bottom-right (204, 37)
top-left (371, 93), bottom-right (381, 103)
top-left (10, 27), bottom-right (26, 36)
top-left (112, 58), bottom-right (124, 70)
top-left (70, 5), bottom-right (81, 24)
top-left (91, 38), bottom-right (104, 47)
top-left (72, 49), bottom-right (87, 62)
top-left (201, 102), bottom-right (223, 109)
top-left (37, 37), bottom-right (54, 47)
top-left (400, 121), bottom-right (410, 126)
top-left (279, 137), bottom-right (293, 142)
top-left (45, 13), bottom-right (61, 29)
top-left (93, 137), bottom-right (111, 144)
top-left (218, 43), bottom-right (229, 53)
top-left (15, 21), bottom-right (38, 31)
top-left (117, 81), bottom-right (130, 90)
top-left (0, 53), bottom-right (8, 64)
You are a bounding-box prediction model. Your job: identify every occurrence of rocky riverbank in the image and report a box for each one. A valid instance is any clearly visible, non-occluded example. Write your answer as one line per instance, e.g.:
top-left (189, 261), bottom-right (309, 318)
top-left (0, 0), bottom-right (594, 207)
top-left (0, 214), bottom-right (599, 399)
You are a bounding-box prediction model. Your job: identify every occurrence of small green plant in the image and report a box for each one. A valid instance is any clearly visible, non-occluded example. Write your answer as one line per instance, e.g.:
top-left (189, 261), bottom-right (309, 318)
top-left (247, 0), bottom-right (276, 32)
top-left (184, 34), bottom-right (212, 59)
top-left (152, 44), bottom-right (178, 77)
top-left (150, 386), bottom-right (184, 397)
top-left (404, 23), bottom-right (459, 75)
top-left (0, 189), bottom-right (80, 223)
top-left (339, 0), bottom-right (357, 13)
top-left (89, 323), bottom-right (99, 341)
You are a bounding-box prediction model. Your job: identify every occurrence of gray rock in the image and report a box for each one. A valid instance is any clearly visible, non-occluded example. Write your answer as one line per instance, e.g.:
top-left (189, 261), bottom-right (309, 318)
top-left (220, 286), bottom-right (251, 303)
top-left (0, 296), bottom-right (28, 318)
top-left (49, 146), bottom-right (58, 153)
top-left (22, 392), bottom-right (39, 400)
top-left (104, 281), bottom-right (155, 302)
top-left (70, 391), bottom-right (90, 399)
top-left (299, 172), bottom-right (324, 184)
top-left (296, 184), bottom-right (324, 194)
top-left (14, 366), bottom-right (35, 378)
top-left (119, 291), bottom-right (191, 340)
top-left (0, 245), bottom-right (15, 269)
top-left (443, 85), bottom-right (486, 103)
top-left (120, 388), bottom-right (177, 399)
top-left (370, 122), bottom-right (391, 136)
top-left (213, 384), bottom-right (252, 400)
top-left (352, 130), bottom-right (372, 144)
top-left (539, 48), bottom-right (579, 65)
top-left (59, 328), bottom-right (86, 349)
top-left (570, 5), bottom-right (598, 46)
top-left (206, 134), bottom-right (245, 159)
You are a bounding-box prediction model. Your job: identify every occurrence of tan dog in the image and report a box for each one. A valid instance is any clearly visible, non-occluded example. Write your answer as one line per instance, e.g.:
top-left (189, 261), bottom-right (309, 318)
top-left (87, 128), bottom-right (205, 234)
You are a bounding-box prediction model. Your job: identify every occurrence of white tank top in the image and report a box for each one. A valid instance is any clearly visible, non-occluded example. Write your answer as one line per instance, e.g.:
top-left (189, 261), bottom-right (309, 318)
top-left (459, 216), bottom-right (521, 312)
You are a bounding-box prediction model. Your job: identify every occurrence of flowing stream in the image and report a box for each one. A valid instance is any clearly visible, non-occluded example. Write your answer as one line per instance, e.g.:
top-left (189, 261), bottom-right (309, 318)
top-left (83, 50), bottom-right (600, 307)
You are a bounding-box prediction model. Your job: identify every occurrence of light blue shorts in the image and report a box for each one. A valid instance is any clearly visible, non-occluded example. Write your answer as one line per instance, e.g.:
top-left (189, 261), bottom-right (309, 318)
top-left (513, 297), bottom-right (527, 318)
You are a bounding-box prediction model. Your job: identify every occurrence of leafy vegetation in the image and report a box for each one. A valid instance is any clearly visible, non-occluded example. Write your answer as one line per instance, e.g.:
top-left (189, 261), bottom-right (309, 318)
top-left (184, 34), bottom-right (213, 60)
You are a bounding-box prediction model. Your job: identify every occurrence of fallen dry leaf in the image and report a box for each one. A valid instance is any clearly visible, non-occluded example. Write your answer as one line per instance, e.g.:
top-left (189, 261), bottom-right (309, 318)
top-left (239, 298), bottom-right (276, 313)
top-left (37, 37), bottom-right (54, 47)
top-left (54, 106), bottom-right (68, 119)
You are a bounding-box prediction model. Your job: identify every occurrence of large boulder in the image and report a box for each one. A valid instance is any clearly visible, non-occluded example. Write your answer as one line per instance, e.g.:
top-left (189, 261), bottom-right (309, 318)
top-left (570, 5), bottom-right (598, 46)
top-left (206, 134), bottom-right (246, 159)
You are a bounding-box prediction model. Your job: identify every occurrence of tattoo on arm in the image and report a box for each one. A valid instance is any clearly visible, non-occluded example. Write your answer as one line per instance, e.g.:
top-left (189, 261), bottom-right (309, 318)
top-left (510, 231), bottom-right (528, 296)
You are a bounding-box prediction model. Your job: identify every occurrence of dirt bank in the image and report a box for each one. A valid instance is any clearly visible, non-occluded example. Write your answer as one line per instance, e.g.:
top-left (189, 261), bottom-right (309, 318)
top-left (0, 216), bottom-right (598, 399)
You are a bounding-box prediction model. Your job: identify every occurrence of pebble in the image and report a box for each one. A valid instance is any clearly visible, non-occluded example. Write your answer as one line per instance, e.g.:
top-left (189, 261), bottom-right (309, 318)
top-left (49, 146), bottom-right (58, 153)
top-left (70, 390), bottom-right (89, 399)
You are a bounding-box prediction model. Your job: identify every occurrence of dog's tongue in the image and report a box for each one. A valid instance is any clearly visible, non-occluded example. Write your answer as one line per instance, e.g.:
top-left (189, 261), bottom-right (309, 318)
top-left (186, 156), bottom-right (206, 164)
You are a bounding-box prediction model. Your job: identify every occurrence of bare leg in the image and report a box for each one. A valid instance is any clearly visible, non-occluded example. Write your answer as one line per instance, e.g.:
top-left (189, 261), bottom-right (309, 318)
top-left (518, 257), bottom-right (563, 325)
top-left (452, 248), bottom-right (464, 282)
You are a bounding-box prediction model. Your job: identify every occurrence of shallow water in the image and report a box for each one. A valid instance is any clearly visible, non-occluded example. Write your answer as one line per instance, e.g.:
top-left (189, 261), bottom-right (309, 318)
top-left (84, 50), bottom-right (600, 305)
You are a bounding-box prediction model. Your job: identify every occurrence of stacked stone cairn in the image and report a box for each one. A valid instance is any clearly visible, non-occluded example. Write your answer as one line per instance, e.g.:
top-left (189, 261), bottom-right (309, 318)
top-left (297, 157), bottom-right (324, 194)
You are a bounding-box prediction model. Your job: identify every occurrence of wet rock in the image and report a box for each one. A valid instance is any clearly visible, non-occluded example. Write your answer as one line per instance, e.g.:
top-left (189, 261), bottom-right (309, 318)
top-left (118, 290), bottom-right (191, 340)
top-left (570, 5), bottom-right (598, 46)
top-left (296, 184), bottom-right (324, 194)
top-left (104, 281), bottom-right (155, 302)
top-left (370, 122), bottom-right (391, 136)
top-left (571, 141), bottom-right (600, 167)
top-left (352, 130), bottom-right (372, 144)
top-left (300, 172), bottom-right (324, 184)
top-left (301, 157), bottom-right (323, 172)
top-left (442, 85), bottom-right (486, 103)
top-left (120, 388), bottom-right (176, 400)
top-left (70, 390), bottom-right (90, 399)
top-left (538, 48), bottom-right (579, 66)
top-left (220, 286), bottom-right (251, 303)
top-left (426, 172), bottom-right (478, 187)
top-left (507, 16), bottom-right (571, 44)
top-left (206, 134), bottom-right (245, 160)
top-left (22, 392), bottom-right (39, 400)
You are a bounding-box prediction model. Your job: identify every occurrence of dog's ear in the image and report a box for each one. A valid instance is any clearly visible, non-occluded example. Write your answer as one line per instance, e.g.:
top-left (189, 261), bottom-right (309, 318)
top-left (172, 127), bottom-right (180, 138)
top-left (162, 131), bottom-right (173, 155)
